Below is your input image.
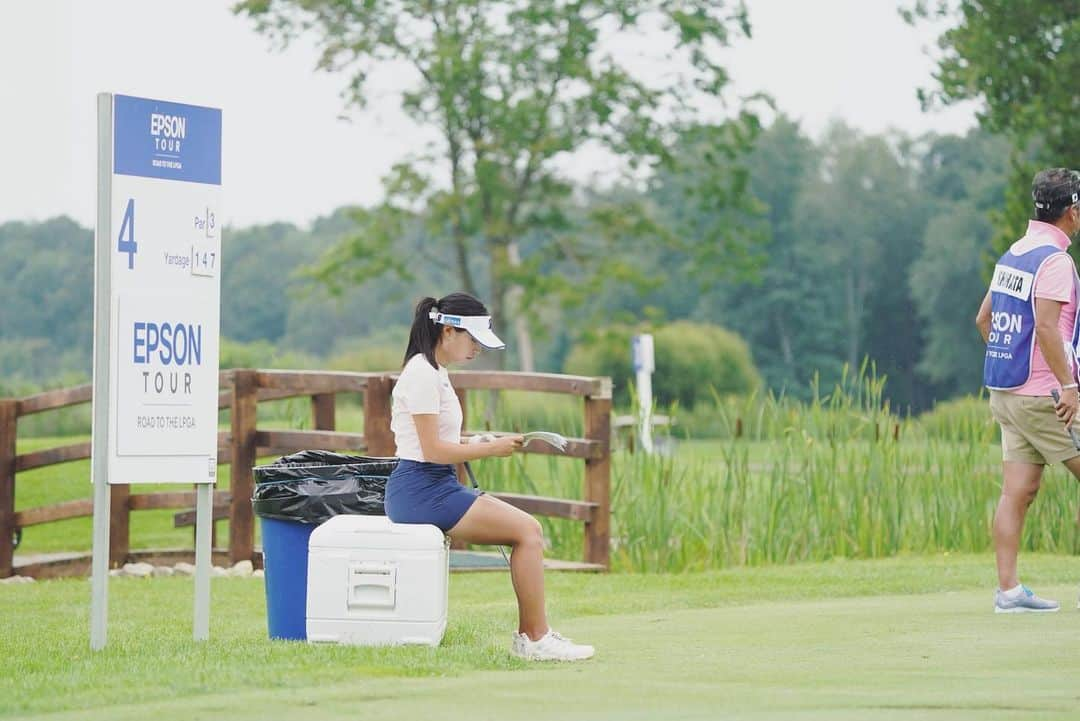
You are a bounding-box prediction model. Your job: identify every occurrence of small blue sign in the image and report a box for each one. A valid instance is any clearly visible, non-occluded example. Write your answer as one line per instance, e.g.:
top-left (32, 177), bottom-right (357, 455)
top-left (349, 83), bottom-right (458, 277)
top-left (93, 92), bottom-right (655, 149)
top-left (114, 95), bottom-right (221, 185)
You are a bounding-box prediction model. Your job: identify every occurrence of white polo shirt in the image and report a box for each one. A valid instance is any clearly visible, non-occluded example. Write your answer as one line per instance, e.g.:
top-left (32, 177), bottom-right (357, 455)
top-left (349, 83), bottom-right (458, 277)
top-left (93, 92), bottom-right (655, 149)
top-left (390, 353), bottom-right (463, 461)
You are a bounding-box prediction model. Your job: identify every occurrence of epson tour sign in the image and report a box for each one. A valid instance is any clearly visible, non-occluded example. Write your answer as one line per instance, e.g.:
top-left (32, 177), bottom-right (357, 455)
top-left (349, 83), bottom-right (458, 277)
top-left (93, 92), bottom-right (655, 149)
top-left (94, 93), bottom-right (222, 485)
top-left (92, 92), bottom-right (223, 650)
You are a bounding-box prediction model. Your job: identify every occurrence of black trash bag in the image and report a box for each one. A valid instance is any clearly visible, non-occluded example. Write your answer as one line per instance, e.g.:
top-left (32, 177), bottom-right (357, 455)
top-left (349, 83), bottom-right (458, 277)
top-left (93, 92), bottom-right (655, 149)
top-left (251, 450), bottom-right (398, 525)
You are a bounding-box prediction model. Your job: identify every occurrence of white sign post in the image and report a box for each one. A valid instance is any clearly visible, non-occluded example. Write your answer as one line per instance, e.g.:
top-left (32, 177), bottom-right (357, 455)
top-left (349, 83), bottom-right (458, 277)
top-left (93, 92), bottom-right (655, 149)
top-left (632, 334), bottom-right (655, 454)
top-left (91, 93), bottom-right (222, 650)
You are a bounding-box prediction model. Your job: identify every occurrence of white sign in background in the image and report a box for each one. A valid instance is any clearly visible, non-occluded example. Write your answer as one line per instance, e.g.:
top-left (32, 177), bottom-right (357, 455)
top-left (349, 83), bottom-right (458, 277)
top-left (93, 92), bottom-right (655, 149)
top-left (102, 96), bottom-right (222, 484)
top-left (632, 334), bottom-right (655, 454)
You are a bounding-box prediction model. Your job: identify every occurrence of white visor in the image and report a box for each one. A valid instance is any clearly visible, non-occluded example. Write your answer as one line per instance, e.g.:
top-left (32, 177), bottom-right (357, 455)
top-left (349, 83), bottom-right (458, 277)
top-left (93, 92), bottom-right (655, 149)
top-left (429, 310), bottom-right (506, 350)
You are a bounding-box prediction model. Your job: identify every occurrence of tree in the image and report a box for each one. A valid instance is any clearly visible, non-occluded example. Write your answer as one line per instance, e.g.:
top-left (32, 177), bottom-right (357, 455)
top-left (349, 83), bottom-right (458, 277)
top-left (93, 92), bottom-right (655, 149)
top-left (909, 130), bottom-right (1010, 397)
top-left (0, 218), bottom-right (93, 384)
top-left (235, 0), bottom-right (760, 369)
top-left (222, 222), bottom-right (312, 344)
top-left (221, 208), bottom-right (458, 356)
top-left (710, 117), bottom-right (832, 395)
top-left (910, 209), bottom-right (992, 393)
top-left (655, 116), bottom-right (840, 396)
top-left (906, 0), bottom-right (1080, 253)
top-left (794, 124), bottom-right (926, 378)
top-left (639, 119), bottom-right (930, 405)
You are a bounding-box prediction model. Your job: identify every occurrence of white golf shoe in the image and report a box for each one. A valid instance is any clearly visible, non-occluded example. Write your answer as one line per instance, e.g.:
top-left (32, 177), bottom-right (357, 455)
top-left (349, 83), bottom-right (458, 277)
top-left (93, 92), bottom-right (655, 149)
top-left (993, 585), bottom-right (1059, 613)
top-left (511, 629), bottom-right (594, 661)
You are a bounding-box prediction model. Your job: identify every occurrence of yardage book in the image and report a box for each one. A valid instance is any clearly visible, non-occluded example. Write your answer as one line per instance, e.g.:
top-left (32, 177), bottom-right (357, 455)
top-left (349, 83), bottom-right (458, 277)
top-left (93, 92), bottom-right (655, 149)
top-left (521, 431), bottom-right (569, 452)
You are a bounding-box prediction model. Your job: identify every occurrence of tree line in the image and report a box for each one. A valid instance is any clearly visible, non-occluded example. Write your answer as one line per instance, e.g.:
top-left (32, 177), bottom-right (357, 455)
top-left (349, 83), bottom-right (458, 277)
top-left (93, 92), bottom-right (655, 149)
top-left (0, 119), bottom-right (1009, 412)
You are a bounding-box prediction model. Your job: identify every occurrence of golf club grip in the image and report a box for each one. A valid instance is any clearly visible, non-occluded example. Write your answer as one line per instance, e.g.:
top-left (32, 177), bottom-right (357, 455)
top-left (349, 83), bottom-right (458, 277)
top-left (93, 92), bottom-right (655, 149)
top-left (463, 461), bottom-right (479, 489)
top-left (1050, 389), bottom-right (1080, 450)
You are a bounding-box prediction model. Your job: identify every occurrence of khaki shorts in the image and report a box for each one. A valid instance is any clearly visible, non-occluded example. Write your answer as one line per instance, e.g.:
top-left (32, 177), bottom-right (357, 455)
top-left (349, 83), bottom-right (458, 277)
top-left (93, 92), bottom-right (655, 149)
top-left (989, 390), bottom-right (1080, 465)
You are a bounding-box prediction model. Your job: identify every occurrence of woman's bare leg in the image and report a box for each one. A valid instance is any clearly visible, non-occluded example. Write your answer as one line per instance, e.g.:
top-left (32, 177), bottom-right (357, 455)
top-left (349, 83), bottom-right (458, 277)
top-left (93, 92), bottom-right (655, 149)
top-left (448, 494), bottom-right (547, 640)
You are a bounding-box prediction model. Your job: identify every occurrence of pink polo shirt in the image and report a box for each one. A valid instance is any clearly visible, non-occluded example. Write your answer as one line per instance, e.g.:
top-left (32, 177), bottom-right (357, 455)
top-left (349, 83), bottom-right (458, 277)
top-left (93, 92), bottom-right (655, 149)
top-left (1010, 221), bottom-right (1078, 396)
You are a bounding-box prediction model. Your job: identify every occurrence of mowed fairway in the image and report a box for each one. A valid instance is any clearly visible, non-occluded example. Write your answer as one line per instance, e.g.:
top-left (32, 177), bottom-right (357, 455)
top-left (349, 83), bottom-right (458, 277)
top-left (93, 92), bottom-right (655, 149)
top-left (5, 554), bottom-right (1080, 720)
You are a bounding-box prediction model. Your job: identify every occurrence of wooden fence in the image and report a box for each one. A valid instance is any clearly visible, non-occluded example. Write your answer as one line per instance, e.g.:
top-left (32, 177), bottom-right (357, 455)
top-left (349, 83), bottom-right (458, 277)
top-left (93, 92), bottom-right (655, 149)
top-left (1, 369), bottom-right (612, 578)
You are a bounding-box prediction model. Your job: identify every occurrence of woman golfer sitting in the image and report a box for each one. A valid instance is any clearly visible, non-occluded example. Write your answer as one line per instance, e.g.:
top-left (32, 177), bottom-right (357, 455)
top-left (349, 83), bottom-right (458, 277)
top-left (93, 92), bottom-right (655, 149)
top-left (384, 292), bottom-right (594, 662)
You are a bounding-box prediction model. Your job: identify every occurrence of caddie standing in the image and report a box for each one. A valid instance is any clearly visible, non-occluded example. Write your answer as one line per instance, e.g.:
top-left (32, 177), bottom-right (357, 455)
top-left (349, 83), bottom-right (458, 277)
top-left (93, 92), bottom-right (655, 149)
top-left (977, 168), bottom-right (1080, 613)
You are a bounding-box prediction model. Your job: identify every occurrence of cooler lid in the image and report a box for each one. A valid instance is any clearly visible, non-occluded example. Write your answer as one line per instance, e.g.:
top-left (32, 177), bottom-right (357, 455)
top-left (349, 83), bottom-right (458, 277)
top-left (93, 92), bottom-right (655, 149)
top-left (308, 514), bottom-right (446, 550)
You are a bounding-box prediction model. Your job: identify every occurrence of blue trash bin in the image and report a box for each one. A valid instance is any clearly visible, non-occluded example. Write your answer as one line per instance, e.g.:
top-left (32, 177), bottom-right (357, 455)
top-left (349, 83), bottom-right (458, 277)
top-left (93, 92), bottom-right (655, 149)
top-left (259, 516), bottom-right (316, 640)
top-left (253, 451), bottom-right (397, 642)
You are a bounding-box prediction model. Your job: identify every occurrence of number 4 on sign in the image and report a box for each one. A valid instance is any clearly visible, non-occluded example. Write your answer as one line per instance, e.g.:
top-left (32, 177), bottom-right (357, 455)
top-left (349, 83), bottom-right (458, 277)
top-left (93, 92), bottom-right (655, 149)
top-left (118, 198), bottom-right (137, 269)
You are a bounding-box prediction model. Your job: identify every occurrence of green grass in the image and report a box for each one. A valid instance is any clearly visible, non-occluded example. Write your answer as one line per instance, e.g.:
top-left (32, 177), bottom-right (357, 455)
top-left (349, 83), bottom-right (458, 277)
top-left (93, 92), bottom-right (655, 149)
top-left (4, 553), bottom-right (1080, 719)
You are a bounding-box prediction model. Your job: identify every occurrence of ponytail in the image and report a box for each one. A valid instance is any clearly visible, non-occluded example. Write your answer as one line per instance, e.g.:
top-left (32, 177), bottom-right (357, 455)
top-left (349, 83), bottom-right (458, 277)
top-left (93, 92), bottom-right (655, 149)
top-left (404, 297), bottom-right (441, 369)
top-left (402, 292), bottom-right (491, 369)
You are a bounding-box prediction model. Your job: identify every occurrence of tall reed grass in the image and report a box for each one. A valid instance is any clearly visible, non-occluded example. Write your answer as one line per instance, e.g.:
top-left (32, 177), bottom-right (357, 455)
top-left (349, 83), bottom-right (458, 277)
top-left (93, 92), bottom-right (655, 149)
top-left (480, 367), bottom-right (1079, 572)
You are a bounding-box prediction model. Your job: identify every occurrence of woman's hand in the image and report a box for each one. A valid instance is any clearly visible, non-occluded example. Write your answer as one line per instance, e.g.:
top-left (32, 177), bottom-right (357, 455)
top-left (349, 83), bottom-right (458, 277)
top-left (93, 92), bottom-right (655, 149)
top-left (485, 435), bottom-right (523, 457)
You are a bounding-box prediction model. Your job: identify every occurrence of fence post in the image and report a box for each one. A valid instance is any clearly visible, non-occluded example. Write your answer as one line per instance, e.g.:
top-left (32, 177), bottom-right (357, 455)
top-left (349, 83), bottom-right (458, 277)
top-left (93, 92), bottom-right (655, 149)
top-left (583, 382), bottom-right (612, 568)
top-left (108, 485), bottom-right (129, 568)
top-left (229, 369), bottom-right (258, 564)
top-left (0, 400), bottom-right (16, 577)
top-left (312, 393), bottom-right (335, 431)
top-left (363, 376), bottom-right (395, 456)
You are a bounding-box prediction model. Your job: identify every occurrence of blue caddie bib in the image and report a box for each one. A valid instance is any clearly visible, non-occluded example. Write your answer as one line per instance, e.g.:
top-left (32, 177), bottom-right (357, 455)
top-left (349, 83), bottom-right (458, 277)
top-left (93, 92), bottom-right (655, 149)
top-left (984, 245), bottom-right (1080, 390)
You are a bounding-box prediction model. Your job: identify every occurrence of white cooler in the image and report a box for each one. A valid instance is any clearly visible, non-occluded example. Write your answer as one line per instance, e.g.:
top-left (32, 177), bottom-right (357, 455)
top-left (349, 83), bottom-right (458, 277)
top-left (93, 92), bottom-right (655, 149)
top-left (305, 514), bottom-right (449, 646)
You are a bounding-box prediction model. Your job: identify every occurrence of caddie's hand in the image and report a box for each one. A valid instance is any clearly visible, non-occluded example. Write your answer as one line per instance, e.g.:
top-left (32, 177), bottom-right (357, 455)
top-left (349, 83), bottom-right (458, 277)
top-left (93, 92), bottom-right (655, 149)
top-left (488, 435), bottom-right (524, 457)
top-left (467, 433), bottom-right (497, 445)
top-left (1055, 387), bottom-right (1079, 426)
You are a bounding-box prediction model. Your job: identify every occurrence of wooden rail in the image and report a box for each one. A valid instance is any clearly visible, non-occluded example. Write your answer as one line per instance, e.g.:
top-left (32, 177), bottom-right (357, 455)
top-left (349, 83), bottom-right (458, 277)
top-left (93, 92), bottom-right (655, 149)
top-left (1, 368), bottom-right (612, 577)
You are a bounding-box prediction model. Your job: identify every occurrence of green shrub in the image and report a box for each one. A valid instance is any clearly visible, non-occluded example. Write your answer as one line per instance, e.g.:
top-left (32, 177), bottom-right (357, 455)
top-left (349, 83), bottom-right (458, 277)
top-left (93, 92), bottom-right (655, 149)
top-left (564, 321), bottom-right (761, 407)
top-left (326, 343), bottom-right (402, 373)
top-left (654, 321), bottom-right (761, 407)
top-left (219, 337), bottom-right (319, 370)
top-left (563, 326), bottom-right (634, 402)
top-left (3, 373), bottom-right (92, 438)
top-left (911, 393), bottom-right (997, 445)
top-left (0, 338), bottom-right (88, 387)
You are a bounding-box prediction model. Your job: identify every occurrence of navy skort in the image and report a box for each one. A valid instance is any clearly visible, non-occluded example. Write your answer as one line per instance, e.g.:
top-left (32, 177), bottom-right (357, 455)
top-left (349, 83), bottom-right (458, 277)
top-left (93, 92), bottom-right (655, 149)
top-left (384, 459), bottom-right (482, 532)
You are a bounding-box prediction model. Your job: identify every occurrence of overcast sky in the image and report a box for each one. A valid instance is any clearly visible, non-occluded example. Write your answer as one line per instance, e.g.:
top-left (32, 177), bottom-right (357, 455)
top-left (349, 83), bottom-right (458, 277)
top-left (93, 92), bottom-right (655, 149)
top-left (0, 0), bottom-right (978, 229)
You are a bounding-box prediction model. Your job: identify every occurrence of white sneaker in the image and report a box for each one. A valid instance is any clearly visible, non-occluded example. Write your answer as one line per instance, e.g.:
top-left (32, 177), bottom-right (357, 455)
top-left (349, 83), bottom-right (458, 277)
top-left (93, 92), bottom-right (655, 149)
top-left (511, 629), bottom-right (595, 661)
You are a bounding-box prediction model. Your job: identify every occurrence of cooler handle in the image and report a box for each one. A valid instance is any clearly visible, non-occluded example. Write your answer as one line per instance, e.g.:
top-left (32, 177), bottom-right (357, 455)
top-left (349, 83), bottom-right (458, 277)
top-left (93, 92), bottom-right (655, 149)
top-left (347, 562), bottom-right (396, 609)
